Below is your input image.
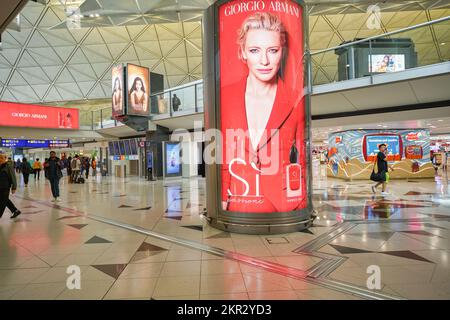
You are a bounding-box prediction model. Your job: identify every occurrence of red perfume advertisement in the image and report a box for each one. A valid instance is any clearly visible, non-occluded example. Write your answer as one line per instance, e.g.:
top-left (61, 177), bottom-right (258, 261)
top-left (219, 0), bottom-right (306, 213)
top-left (0, 101), bottom-right (79, 129)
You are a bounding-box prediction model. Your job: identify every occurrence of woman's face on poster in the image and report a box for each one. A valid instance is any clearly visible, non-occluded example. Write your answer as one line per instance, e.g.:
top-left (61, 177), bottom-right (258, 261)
top-left (136, 79), bottom-right (143, 91)
top-left (114, 78), bottom-right (120, 91)
top-left (241, 29), bottom-right (283, 83)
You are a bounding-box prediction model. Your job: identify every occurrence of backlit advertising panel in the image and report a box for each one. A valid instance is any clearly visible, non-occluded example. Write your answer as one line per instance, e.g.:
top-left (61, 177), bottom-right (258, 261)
top-left (113, 141), bottom-right (120, 156)
top-left (164, 142), bottom-right (181, 177)
top-left (108, 141), bottom-right (115, 156)
top-left (363, 134), bottom-right (402, 162)
top-left (0, 101), bottom-right (79, 129)
top-left (219, 0), bottom-right (306, 213)
top-left (130, 139), bottom-right (138, 155)
top-left (369, 54), bottom-right (405, 73)
top-left (112, 64), bottom-right (125, 117)
top-left (126, 64), bottom-right (150, 116)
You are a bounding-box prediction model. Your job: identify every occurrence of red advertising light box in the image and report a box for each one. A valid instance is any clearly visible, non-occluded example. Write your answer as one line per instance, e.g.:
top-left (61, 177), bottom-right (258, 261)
top-left (0, 101), bottom-right (79, 129)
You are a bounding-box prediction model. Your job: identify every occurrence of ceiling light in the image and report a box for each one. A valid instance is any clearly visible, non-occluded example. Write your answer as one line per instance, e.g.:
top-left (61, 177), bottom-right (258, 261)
top-left (430, 126), bottom-right (436, 128)
top-left (377, 124), bottom-right (383, 127)
top-left (383, 125), bottom-right (388, 128)
top-left (89, 14), bottom-right (94, 18)
top-left (94, 13), bottom-right (100, 17)
top-left (438, 119), bottom-right (443, 122)
top-left (441, 42), bottom-right (446, 46)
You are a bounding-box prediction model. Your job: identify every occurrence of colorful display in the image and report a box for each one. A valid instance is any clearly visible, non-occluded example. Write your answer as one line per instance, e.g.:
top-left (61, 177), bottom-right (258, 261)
top-left (327, 129), bottom-right (433, 179)
top-left (369, 54), bottom-right (405, 73)
top-left (112, 64), bottom-right (125, 117)
top-left (219, 0), bottom-right (306, 213)
top-left (0, 101), bottom-right (79, 129)
top-left (363, 134), bottom-right (402, 161)
top-left (165, 142), bottom-right (181, 176)
top-left (113, 141), bottom-right (120, 156)
top-left (127, 64), bottom-right (150, 116)
top-left (405, 145), bottom-right (423, 159)
top-left (108, 141), bottom-right (115, 156)
top-left (130, 139), bottom-right (138, 155)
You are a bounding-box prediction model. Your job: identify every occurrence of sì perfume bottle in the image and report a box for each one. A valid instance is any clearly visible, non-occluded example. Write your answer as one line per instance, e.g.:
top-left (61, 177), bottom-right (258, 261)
top-left (286, 142), bottom-right (302, 197)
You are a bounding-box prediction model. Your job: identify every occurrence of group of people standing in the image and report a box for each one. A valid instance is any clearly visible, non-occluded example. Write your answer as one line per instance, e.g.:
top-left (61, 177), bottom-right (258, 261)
top-left (67, 155), bottom-right (96, 183)
top-left (1, 151), bottom-right (98, 220)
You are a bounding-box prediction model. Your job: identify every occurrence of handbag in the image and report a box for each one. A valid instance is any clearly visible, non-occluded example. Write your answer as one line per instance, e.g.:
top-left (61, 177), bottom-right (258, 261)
top-left (370, 159), bottom-right (385, 182)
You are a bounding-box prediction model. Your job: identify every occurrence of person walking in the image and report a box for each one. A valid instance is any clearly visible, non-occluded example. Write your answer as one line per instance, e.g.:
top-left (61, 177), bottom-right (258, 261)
top-left (5, 156), bottom-right (21, 218)
top-left (67, 156), bottom-right (73, 183)
top-left (71, 155), bottom-right (81, 183)
top-left (44, 151), bottom-right (63, 202)
top-left (91, 157), bottom-right (97, 176)
top-left (84, 157), bottom-right (90, 179)
top-left (0, 154), bottom-right (21, 219)
top-left (371, 144), bottom-right (395, 196)
top-left (15, 158), bottom-right (21, 174)
top-left (21, 157), bottom-right (32, 187)
top-left (172, 94), bottom-right (181, 112)
top-left (33, 158), bottom-right (42, 180)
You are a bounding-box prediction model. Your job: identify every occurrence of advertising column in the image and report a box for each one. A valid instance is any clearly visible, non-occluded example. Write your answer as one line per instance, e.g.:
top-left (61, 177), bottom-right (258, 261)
top-left (203, 0), bottom-right (313, 234)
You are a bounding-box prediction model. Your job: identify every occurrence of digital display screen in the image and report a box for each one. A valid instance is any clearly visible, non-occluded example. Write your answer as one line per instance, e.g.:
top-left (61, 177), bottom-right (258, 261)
top-left (108, 141), bottom-right (115, 156)
top-left (113, 141), bottom-right (120, 156)
top-left (130, 139), bottom-right (138, 155)
top-left (119, 141), bottom-right (125, 156)
top-left (1, 139), bottom-right (69, 148)
top-left (124, 140), bottom-right (131, 155)
top-left (147, 151), bottom-right (153, 169)
top-left (369, 54), bottom-right (405, 73)
top-left (127, 64), bottom-right (150, 116)
top-left (365, 135), bottom-right (402, 161)
top-left (405, 145), bottom-right (423, 159)
top-left (165, 142), bottom-right (181, 176)
top-left (112, 64), bottom-right (125, 118)
top-left (219, 0), bottom-right (306, 213)
top-left (0, 101), bottom-right (79, 129)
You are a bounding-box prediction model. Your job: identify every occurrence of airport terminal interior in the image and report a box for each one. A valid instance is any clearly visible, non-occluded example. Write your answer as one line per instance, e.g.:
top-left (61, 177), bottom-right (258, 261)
top-left (0, 0), bottom-right (450, 301)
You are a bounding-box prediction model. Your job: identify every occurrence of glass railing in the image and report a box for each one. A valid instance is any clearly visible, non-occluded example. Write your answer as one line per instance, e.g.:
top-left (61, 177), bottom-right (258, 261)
top-left (77, 16), bottom-right (449, 129)
top-left (150, 79), bottom-right (203, 117)
top-left (309, 15), bottom-right (450, 86)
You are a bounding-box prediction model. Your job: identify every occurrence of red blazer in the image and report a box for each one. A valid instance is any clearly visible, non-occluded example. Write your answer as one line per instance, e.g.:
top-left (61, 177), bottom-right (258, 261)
top-left (221, 77), bottom-right (307, 213)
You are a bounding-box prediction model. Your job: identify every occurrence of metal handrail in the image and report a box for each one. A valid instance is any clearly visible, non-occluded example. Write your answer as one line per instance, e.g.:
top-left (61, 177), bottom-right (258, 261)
top-left (311, 15), bottom-right (450, 56)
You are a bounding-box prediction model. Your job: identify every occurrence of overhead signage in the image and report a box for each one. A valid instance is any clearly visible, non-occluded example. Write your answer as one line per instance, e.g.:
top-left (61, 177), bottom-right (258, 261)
top-left (1, 139), bottom-right (70, 149)
top-left (0, 101), bottom-right (79, 129)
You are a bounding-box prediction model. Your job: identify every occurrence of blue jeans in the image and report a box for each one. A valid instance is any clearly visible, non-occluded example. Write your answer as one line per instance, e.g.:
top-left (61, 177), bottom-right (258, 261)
top-left (49, 177), bottom-right (60, 198)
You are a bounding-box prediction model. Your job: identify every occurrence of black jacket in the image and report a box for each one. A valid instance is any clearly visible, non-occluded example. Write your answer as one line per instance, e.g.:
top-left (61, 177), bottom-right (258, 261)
top-left (0, 162), bottom-right (17, 190)
top-left (44, 157), bottom-right (63, 179)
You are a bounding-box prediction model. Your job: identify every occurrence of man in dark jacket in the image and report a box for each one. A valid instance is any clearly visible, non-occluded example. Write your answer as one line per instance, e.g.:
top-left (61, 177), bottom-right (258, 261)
top-left (44, 151), bottom-right (63, 202)
top-left (6, 157), bottom-right (21, 218)
top-left (0, 154), bottom-right (21, 219)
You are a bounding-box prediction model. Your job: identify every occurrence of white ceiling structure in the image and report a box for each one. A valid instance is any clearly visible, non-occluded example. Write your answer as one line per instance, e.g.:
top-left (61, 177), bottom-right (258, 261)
top-left (0, 0), bottom-right (449, 106)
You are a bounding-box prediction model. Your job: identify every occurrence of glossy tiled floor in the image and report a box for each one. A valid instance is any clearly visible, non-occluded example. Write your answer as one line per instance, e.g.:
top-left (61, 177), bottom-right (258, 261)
top-left (0, 166), bottom-right (449, 300)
